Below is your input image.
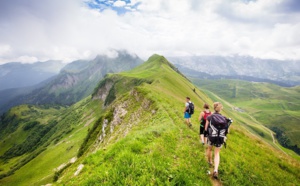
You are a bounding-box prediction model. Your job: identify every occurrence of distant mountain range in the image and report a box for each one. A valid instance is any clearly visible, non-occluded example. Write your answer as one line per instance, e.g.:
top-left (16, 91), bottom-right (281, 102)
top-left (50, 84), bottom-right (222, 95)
top-left (169, 55), bottom-right (300, 86)
top-left (0, 61), bottom-right (65, 91)
top-left (1, 54), bottom-right (299, 114)
top-left (0, 51), bottom-right (142, 114)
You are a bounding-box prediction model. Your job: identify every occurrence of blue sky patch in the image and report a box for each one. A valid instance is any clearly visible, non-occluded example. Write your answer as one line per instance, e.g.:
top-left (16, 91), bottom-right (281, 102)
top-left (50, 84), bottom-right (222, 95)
top-left (85, 0), bottom-right (141, 14)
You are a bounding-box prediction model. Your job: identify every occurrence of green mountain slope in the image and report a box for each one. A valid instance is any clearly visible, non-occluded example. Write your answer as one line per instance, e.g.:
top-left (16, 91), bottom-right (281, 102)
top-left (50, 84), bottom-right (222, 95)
top-left (0, 97), bottom-right (104, 185)
top-left (0, 55), bottom-right (299, 186)
top-left (192, 79), bottom-right (300, 155)
top-left (1, 51), bottom-right (142, 113)
top-left (60, 55), bottom-right (299, 185)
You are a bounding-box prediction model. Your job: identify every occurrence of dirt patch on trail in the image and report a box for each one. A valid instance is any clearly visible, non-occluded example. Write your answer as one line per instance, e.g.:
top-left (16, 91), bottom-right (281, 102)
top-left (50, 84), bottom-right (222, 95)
top-left (209, 170), bottom-right (222, 186)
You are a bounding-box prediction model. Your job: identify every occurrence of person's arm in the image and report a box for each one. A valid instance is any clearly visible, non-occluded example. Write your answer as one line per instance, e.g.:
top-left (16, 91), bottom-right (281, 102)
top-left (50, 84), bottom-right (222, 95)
top-left (205, 119), bottom-right (209, 131)
top-left (183, 103), bottom-right (188, 113)
top-left (199, 112), bottom-right (204, 121)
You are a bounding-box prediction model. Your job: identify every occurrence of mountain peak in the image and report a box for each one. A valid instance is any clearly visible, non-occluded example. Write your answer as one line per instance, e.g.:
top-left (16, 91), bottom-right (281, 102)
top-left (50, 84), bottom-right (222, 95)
top-left (147, 54), bottom-right (170, 65)
top-left (134, 54), bottom-right (178, 73)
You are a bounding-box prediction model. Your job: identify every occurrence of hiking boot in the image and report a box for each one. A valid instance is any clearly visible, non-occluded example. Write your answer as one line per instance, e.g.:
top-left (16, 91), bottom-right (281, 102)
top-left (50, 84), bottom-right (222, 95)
top-left (208, 162), bottom-right (213, 168)
top-left (189, 123), bottom-right (192, 127)
top-left (213, 171), bottom-right (218, 179)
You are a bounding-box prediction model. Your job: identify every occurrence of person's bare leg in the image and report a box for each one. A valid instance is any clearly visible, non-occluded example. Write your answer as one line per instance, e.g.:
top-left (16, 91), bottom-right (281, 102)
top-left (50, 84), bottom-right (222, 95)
top-left (214, 147), bottom-right (221, 172)
top-left (206, 146), bottom-right (213, 164)
top-left (186, 118), bottom-right (191, 127)
top-left (185, 119), bottom-right (189, 126)
top-left (200, 134), bottom-right (204, 143)
top-left (204, 136), bottom-right (207, 144)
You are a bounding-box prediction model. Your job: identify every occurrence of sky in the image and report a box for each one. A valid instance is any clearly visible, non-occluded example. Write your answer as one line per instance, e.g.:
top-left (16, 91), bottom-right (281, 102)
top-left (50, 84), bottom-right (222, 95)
top-left (0, 0), bottom-right (300, 64)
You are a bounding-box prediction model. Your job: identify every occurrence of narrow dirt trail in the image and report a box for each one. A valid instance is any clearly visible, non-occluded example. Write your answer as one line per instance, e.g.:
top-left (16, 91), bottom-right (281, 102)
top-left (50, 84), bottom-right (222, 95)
top-left (210, 171), bottom-right (222, 186)
top-left (199, 136), bottom-right (222, 186)
top-left (163, 102), bottom-right (223, 186)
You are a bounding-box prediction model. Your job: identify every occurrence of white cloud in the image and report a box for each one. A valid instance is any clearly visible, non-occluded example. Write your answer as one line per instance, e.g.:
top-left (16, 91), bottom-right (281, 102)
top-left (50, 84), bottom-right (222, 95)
top-left (113, 0), bottom-right (126, 7)
top-left (0, 45), bottom-right (11, 56)
top-left (0, 0), bottom-right (300, 64)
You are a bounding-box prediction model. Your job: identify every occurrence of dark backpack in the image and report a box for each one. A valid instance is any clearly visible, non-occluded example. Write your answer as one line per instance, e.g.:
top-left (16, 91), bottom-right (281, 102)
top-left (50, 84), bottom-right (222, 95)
top-left (187, 102), bottom-right (194, 115)
top-left (208, 113), bottom-right (229, 147)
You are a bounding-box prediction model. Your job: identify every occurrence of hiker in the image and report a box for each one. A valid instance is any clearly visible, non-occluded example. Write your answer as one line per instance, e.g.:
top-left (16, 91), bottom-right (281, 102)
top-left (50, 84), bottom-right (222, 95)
top-left (205, 102), bottom-right (229, 179)
top-left (184, 97), bottom-right (194, 127)
top-left (198, 103), bottom-right (211, 145)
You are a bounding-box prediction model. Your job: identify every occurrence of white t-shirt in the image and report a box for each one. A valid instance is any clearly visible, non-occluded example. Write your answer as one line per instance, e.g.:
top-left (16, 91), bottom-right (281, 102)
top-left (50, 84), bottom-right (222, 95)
top-left (185, 101), bottom-right (191, 109)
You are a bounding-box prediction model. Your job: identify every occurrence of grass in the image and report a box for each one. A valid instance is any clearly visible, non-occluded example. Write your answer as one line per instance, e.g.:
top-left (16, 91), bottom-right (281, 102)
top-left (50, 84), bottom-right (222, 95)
top-left (0, 97), bottom-right (103, 186)
top-left (192, 78), bottom-right (300, 155)
top-left (1, 55), bottom-right (299, 186)
top-left (58, 55), bottom-right (299, 186)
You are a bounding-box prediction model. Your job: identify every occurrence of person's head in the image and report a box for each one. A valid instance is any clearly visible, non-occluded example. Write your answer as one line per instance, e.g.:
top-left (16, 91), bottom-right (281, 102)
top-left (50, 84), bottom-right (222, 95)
top-left (203, 103), bottom-right (210, 110)
top-left (213, 102), bottom-right (223, 112)
top-left (186, 97), bottom-right (190, 102)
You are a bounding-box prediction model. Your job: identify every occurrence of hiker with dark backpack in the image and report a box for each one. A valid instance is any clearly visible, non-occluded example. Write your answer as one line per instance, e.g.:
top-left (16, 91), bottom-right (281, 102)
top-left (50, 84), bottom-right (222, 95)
top-left (205, 102), bottom-right (232, 179)
top-left (184, 97), bottom-right (194, 127)
top-left (198, 103), bottom-right (211, 145)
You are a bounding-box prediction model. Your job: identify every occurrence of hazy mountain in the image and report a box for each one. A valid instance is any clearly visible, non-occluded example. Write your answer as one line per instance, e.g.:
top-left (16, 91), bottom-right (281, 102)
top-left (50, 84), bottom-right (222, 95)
top-left (169, 55), bottom-right (300, 86)
top-left (0, 61), bottom-right (65, 91)
top-left (0, 51), bottom-right (143, 113)
top-left (0, 54), bottom-right (299, 186)
top-left (176, 64), bottom-right (293, 87)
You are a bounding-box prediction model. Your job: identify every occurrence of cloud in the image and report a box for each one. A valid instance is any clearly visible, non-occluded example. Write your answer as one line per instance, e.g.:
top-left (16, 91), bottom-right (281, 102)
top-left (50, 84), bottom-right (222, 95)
top-left (0, 0), bottom-right (300, 64)
top-left (0, 45), bottom-right (11, 56)
top-left (113, 1), bottom-right (126, 7)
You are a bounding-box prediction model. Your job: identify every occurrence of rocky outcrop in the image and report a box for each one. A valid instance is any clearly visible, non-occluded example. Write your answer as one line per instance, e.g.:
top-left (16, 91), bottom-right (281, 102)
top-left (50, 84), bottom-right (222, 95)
top-left (74, 164), bottom-right (84, 176)
top-left (92, 79), bottom-right (114, 102)
top-left (98, 119), bottom-right (108, 142)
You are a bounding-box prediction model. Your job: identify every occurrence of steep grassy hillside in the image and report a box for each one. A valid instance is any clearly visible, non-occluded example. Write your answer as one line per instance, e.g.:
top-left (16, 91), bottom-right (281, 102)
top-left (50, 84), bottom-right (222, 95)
top-left (0, 98), bottom-right (103, 185)
top-left (0, 55), bottom-right (299, 186)
top-left (57, 55), bottom-right (299, 185)
top-left (192, 79), bottom-right (300, 155)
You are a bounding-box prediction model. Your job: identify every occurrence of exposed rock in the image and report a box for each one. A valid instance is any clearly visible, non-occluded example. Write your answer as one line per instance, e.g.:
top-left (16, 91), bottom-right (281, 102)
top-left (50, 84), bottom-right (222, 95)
top-left (98, 119), bottom-right (108, 142)
top-left (130, 89), bottom-right (140, 101)
top-left (69, 157), bottom-right (77, 164)
top-left (50, 74), bottom-right (80, 92)
top-left (55, 163), bottom-right (67, 171)
top-left (74, 164), bottom-right (84, 176)
top-left (142, 99), bottom-right (151, 109)
top-left (151, 110), bottom-right (156, 115)
top-left (110, 104), bottom-right (128, 133)
top-left (93, 79), bottom-right (114, 101)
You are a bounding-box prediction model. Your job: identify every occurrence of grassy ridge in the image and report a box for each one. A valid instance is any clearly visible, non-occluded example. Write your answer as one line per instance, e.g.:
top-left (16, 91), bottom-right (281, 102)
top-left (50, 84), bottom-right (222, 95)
top-left (58, 55), bottom-right (299, 185)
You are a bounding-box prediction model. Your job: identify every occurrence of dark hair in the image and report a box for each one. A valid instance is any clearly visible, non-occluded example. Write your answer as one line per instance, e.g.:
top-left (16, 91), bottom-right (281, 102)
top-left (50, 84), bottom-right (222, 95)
top-left (186, 97), bottom-right (190, 100)
top-left (203, 103), bottom-right (209, 109)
